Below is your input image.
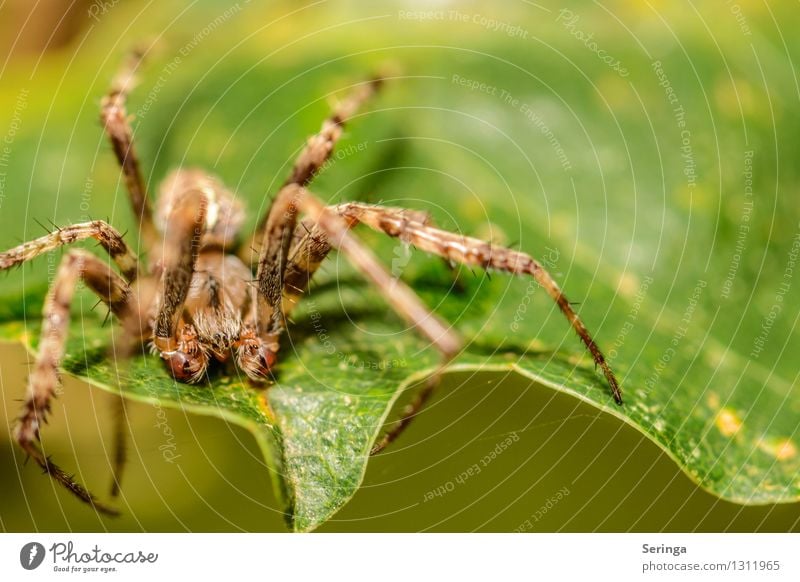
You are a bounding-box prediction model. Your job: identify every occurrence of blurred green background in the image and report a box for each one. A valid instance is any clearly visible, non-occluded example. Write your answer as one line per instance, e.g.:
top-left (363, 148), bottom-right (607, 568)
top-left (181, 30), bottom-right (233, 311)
top-left (0, 0), bottom-right (799, 531)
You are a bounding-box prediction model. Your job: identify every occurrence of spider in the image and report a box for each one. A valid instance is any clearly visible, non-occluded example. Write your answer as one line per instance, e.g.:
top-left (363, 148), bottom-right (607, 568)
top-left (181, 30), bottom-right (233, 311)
top-left (0, 49), bottom-right (622, 515)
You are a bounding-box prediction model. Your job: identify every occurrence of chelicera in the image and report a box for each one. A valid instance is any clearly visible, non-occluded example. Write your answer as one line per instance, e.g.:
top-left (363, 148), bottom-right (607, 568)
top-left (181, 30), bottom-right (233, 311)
top-left (0, 49), bottom-right (622, 514)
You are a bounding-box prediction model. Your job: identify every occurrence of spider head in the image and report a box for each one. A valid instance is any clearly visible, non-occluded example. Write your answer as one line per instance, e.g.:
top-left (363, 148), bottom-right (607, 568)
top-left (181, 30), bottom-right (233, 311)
top-left (235, 328), bottom-right (277, 382)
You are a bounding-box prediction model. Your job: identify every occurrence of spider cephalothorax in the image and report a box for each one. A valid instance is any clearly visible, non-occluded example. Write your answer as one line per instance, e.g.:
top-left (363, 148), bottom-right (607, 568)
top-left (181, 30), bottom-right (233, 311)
top-left (147, 168), bottom-right (277, 383)
top-left (0, 49), bottom-right (621, 515)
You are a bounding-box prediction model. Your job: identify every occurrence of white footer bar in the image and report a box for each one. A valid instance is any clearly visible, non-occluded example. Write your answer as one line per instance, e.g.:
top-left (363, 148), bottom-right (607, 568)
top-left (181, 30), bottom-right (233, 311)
top-left (1, 533), bottom-right (797, 581)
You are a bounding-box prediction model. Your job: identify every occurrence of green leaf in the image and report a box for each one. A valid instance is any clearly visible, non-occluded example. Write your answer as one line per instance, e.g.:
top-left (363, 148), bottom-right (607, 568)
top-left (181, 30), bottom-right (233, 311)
top-left (1, 1), bottom-right (799, 531)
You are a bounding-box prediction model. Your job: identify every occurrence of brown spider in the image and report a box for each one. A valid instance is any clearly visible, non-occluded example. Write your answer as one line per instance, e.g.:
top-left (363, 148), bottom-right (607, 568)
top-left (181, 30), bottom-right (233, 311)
top-left (0, 50), bottom-right (622, 515)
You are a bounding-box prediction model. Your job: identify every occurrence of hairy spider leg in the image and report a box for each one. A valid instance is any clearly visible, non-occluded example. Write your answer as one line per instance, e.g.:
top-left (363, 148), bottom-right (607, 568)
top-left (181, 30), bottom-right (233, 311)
top-left (277, 203), bottom-right (443, 454)
top-left (253, 183), bottom-right (303, 345)
top-left (0, 220), bottom-right (139, 282)
top-left (295, 201), bottom-right (623, 404)
top-left (0, 219), bottom-right (142, 505)
top-left (280, 203), bottom-right (433, 316)
top-left (271, 200), bottom-right (623, 450)
top-left (100, 47), bottom-right (160, 255)
top-left (255, 184), bottom-right (461, 346)
top-left (240, 72), bottom-right (386, 265)
top-left (151, 186), bottom-right (210, 382)
top-left (7, 250), bottom-right (134, 515)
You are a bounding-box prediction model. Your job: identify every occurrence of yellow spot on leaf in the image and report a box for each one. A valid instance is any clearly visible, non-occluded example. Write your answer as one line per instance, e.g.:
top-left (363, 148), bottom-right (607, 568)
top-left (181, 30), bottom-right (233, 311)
top-left (758, 438), bottom-right (797, 461)
top-left (258, 393), bottom-right (276, 425)
top-left (715, 408), bottom-right (742, 437)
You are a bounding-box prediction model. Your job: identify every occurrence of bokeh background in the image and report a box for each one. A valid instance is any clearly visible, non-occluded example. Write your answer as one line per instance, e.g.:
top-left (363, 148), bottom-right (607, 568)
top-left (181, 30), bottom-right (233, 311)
top-left (1, 0), bottom-right (799, 532)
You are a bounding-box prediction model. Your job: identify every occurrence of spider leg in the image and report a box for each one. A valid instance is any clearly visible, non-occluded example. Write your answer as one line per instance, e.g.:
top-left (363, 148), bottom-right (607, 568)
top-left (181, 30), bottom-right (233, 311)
top-left (252, 184), bottom-right (303, 345)
top-left (240, 71), bottom-right (385, 264)
top-left (152, 188), bottom-right (207, 357)
top-left (370, 375), bottom-right (439, 455)
top-left (100, 47), bottom-right (160, 254)
top-left (277, 200), bottom-right (622, 451)
top-left (109, 395), bottom-right (127, 498)
top-left (254, 187), bottom-right (461, 360)
top-left (330, 202), bottom-right (623, 404)
top-left (281, 203), bottom-right (432, 316)
top-left (0, 220), bottom-right (138, 282)
top-left (148, 184), bottom-right (217, 383)
top-left (15, 249), bottom-right (134, 516)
